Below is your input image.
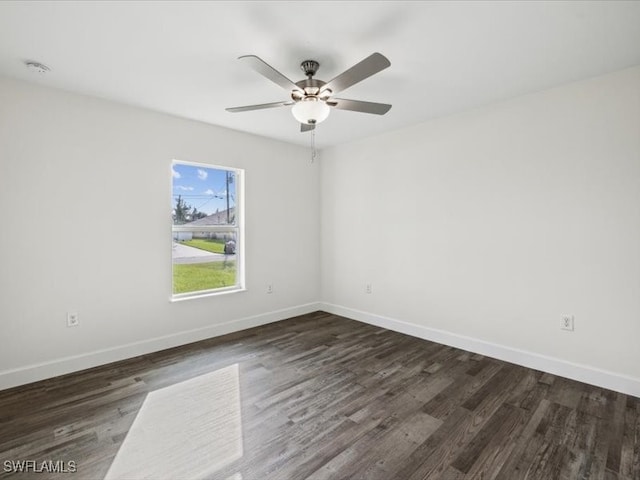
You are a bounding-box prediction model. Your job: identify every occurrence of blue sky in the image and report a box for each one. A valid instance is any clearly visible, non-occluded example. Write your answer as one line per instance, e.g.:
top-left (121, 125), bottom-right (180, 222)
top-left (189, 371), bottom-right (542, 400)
top-left (172, 163), bottom-right (236, 215)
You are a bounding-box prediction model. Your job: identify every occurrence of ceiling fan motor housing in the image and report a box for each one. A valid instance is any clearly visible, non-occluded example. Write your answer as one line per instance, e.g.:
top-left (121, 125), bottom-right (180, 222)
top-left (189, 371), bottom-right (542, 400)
top-left (292, 77), bottom-right (330, 101)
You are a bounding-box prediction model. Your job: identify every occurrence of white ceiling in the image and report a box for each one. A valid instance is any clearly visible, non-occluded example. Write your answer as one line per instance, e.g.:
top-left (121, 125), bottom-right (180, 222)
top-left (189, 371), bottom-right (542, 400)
top-left (1, 1), bottom-right (639, 149)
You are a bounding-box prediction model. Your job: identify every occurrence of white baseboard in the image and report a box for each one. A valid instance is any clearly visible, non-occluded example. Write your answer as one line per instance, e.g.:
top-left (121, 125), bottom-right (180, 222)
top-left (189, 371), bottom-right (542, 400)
top-left (320, 302), bottom-right (640, 398)
top-left (5, 301), bottom-right (639, 398)
top-left (0, 302), bottom-right (321, 391)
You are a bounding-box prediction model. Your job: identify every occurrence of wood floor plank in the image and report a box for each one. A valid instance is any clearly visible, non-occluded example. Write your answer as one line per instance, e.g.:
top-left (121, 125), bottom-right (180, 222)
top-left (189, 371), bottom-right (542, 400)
top-left (401, 406), bottom-right (477, 480)
top-left (620, 397), bottom-right (640, 479)
top-left (607, 392), bottom-right (629, 474)
top-left (493, 398), bottom-right (551, 480)
top-left (460, 403), bottom-right (528, 478)
top-left (0, 311), bottom-right (638, 480)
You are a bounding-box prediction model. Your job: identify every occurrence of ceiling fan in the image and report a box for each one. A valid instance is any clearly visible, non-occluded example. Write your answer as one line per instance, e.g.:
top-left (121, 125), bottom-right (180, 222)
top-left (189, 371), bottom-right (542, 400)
top-left (226, 53), bottom-right (392, 132)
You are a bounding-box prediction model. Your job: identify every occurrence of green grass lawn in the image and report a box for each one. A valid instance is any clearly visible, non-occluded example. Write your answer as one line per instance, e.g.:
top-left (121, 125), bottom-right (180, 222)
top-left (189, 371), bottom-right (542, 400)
top-left (179, 238), bottom-right (227, 254)
top-left (173, 261), bottom-right (236, 294)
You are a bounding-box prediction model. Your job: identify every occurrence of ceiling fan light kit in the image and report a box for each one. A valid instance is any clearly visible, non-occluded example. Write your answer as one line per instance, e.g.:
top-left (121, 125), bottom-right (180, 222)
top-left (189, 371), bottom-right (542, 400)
top-left (291, 97), bottom-right (331, 125)
top-left (226, 52), bottom-right (391, 133)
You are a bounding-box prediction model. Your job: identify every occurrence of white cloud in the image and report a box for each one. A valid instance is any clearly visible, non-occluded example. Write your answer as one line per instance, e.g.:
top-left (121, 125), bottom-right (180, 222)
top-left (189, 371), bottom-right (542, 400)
top-left (172, 167), bottom-right (181, 179)
top-left (204, 189), bottom-right (215, 195)
top-left (197, 169), bottom-right (208, 180)
top-left (176, 185), bottom-right (194, 191)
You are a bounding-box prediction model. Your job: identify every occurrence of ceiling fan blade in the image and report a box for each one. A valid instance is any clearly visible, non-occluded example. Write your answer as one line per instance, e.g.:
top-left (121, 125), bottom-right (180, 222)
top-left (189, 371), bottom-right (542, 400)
top-left (328, 98), bottom-right (392, 115)
top-left (226, 101), bottom-right (294, 113)
top-left (300, 123), bottom-right (315, 133)
top-left (239, 55), bottom-right (304, 93)
top-left (321, 53), bottom-right (390, 95)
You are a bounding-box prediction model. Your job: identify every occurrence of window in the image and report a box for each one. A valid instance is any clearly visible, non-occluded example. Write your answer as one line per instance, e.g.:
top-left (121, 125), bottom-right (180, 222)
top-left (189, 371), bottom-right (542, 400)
top-left (171, 160), bottom-right (243, 299)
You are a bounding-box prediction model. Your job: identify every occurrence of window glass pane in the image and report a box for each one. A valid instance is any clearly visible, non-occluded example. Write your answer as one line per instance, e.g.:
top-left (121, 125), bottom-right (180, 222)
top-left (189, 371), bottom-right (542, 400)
top-left (172, 231), bottom-right (237, 294)
top-left (172, 164), bottom-right (236, 226)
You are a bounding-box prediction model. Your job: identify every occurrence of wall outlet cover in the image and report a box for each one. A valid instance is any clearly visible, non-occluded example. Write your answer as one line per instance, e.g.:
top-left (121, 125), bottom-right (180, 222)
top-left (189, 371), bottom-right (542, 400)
top-left (67, 312), bottom-right (79, 327)
top-left (561, 315), bottom-right (574, 331)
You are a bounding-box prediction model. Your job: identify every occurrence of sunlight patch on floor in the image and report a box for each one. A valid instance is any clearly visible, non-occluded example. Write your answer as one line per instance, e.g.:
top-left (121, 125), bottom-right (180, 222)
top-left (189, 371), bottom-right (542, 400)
top-left (105, 364), bottom-right (243, 480)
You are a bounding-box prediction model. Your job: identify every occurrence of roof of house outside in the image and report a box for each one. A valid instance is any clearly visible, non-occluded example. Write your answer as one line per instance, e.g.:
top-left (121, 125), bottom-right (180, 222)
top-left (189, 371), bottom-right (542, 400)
top-left (186, 207), bottom-right (235, 226)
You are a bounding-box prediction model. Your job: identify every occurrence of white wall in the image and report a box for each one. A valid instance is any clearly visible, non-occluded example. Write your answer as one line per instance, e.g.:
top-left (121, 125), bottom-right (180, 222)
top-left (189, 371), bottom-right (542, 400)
top-left (0, 77), bottom-right (320, 389)
top-left (321, 66), bottom-right (640, 395)
top-left (2, 66), bottom-right (640, 395)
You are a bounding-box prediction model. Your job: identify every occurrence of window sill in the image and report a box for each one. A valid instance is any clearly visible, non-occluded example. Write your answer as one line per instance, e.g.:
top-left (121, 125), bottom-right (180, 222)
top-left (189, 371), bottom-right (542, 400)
top-left (170, 287), bottom-right (247, 302)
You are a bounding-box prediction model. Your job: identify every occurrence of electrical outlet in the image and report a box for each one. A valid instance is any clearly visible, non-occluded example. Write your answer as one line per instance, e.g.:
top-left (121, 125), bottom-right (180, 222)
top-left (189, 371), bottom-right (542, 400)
top-left (560, 315), bottom-right (574, 331)
top-left (266, 284), bottom-right (273, 294)
top-left (67, 312), bottom-right (79, 327)
top-left (365, 283), bottom-right (372, 294)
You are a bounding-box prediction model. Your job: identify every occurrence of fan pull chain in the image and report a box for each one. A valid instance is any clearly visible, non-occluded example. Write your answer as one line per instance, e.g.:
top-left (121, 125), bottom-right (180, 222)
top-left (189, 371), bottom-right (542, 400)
top-left (311, 128), bottom-right (317, 163)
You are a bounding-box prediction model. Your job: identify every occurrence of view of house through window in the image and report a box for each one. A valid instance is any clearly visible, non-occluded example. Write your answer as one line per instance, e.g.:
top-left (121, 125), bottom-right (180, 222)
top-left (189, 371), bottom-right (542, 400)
top-left (171, 161), bottom-right (243, 298)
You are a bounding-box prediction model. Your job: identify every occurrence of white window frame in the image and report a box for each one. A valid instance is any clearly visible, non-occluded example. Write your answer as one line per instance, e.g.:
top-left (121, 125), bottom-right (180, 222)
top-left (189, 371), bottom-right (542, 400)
top-left (171, 159), bottom-right (245, 300)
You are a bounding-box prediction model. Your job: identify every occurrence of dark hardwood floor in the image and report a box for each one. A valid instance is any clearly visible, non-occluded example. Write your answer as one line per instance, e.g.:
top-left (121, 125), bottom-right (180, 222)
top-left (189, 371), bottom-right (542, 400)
top-left (0, 311), bottom-right (638, 479)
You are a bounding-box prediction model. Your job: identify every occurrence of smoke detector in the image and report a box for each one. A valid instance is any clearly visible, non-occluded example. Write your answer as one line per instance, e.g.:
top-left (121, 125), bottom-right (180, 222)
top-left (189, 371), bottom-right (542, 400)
top-left (25, 61), bottom-right (50, 74)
